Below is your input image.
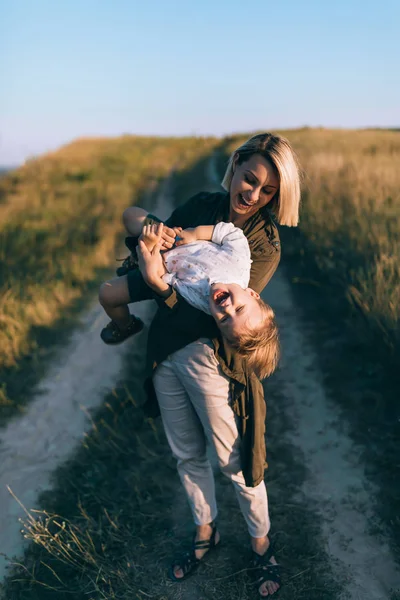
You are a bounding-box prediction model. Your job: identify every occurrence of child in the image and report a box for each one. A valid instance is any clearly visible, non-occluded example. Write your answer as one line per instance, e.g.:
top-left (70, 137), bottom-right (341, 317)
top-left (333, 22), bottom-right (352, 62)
top-left (99, 222), bottom-right (279, 378)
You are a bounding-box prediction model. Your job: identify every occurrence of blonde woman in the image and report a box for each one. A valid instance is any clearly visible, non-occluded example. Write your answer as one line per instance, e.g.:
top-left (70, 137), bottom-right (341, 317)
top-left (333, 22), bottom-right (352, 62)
top-left (110, 133), bottom-right (301, 597)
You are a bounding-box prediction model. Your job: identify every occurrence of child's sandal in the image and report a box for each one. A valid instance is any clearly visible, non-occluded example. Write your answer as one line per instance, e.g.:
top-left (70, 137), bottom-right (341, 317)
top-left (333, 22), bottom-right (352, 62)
top-left (115, 252), bottom-right (138, 277)
top-left (100, 316), bottom-right (143, 345)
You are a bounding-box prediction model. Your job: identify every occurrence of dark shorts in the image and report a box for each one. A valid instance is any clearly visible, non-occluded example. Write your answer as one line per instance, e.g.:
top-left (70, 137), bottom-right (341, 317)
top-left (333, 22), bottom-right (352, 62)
top-left (125, 212), bottom-right (166, 305)
top-left (127, 268), bottom-right (154, 304)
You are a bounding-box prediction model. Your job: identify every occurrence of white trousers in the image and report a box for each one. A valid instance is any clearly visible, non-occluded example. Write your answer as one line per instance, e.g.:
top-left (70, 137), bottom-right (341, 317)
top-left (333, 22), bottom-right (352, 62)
top-left (153, 339), bottom-right (270, 538)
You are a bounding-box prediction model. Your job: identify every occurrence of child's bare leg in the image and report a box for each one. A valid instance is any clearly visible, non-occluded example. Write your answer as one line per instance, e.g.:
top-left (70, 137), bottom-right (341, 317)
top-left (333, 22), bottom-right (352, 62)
top-left (122, 206), bottom-right (149, 236)
top-left (122, 208), bottom-right (176, 248)
top-left (99, 276), bottom-right (133, 328)
top-left (99, 275), bottom-right (143, 344)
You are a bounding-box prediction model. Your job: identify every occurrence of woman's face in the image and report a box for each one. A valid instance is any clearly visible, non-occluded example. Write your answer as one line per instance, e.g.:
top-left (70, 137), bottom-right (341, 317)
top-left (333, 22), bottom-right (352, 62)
top-left (229, 153), bottom-right (279, 222)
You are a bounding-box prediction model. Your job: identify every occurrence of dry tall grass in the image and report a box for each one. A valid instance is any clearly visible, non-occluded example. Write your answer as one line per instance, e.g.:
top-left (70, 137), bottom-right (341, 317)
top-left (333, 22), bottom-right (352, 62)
top-left (2, 129), bottom-right (399, 600)
top-left (222, 129), bottom-right (400, 354)
top-left (0, 135), bottom-right (219, 412)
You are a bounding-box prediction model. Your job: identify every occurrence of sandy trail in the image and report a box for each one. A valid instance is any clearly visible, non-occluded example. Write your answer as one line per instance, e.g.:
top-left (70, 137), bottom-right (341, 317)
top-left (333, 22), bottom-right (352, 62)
top-left (263, 271), bottom-right (399, 599)
top-left (0, 185), bottom-right (172, 581)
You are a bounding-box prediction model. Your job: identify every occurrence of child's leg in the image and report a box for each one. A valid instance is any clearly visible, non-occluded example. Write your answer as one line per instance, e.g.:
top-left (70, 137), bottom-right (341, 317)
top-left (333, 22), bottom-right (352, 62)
top-left (99, 271), bottom-right (155, 344)
top-left (117, 210), bottom-right (163, 277)
top-left (122, 206), bottom-right (149, 237)
top-left (99, 275), bottom-right (132, 329)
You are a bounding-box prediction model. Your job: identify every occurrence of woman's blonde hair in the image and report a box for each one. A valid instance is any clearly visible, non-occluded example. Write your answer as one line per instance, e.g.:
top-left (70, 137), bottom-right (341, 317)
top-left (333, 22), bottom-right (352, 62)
top-left (221, 133), bottom-right (301, 227)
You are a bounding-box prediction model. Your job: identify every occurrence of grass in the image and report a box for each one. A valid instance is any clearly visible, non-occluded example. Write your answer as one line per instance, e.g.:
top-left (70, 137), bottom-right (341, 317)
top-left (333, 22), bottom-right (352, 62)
top-left (218, 128), bottom-right (400, 359)
top-left (1, 156), bottom-right (343, 599)
top-left (0, 135), bottom-right (219, 424)
top-left (1, 361), bottom-right (343, 600)
top-left (2, 128), bottom-right (400, 598)
top-left (217, 129), bottom-right (400, 563)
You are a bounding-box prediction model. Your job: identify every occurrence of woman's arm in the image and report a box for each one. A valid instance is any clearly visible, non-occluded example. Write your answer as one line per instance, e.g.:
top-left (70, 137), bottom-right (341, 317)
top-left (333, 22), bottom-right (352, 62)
top-left (249, 251), bottom-right (280, 294)
top-left (123, 206), bottom-right (177, 249)
top-left (123, 191), bottom-right (209, 247)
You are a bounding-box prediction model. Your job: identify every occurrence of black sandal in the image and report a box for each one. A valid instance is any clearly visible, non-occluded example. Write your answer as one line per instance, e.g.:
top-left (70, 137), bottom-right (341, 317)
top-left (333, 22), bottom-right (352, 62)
top-left (168, 522), bottom-right (220, 582)
top-left (116, 252), bottom-right (138, 277)
top-left (100, 316), bottom-right (143, 345)
top-left (251, 542), bottom-right (282, 596)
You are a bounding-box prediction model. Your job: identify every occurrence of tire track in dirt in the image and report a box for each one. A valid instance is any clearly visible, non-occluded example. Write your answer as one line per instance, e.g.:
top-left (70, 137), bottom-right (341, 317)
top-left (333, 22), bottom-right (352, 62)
top-left (0, 181), bottom-right (174, 582)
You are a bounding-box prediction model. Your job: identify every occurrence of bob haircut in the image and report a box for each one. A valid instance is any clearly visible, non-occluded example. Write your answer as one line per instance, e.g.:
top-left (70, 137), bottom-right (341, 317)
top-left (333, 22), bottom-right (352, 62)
top-left (230, 299), bottom-right (280, 380)
top-left (221, 133), bottom-right (301, 227)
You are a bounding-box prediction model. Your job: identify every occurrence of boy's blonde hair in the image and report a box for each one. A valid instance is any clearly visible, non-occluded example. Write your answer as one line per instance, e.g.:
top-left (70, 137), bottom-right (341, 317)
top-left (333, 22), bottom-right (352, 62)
top-left (221, 132), bottom-right (301, 227)
top-left (230, 300), bottom-right (280, 379)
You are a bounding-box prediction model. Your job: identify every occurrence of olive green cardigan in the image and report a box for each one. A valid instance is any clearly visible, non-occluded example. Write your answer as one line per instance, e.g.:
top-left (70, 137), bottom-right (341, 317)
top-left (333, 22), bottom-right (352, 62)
top-left (136, 191), bottom-right (281, 487)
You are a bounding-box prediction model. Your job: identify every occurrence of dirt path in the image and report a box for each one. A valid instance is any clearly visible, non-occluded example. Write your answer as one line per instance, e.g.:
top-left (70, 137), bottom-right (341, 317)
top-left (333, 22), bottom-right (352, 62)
top-left (0, 184), bottom-right (173, 581)
top-left (262, 270), bottom-right (400, 599)
top-left (1, 159), bottom-right (399, 599)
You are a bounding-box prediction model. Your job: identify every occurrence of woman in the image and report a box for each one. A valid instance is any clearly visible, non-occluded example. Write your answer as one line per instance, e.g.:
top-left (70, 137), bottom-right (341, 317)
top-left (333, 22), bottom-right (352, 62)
top-left (125, 133), bottom-right (300, 597)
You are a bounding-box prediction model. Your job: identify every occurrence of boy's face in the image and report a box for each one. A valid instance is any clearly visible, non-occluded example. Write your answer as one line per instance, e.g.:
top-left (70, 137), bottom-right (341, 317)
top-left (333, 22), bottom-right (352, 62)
top-left (209, 283), bottom-right (264, 341)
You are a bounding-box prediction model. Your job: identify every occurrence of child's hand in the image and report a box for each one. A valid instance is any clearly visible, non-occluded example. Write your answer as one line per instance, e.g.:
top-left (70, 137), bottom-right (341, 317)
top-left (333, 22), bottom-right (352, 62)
top-left (140, 223), bottom-right (163, 251)
top-left (137, 239), bottom-right (168, 292)
top-left (174, 227), bottom-right (198, 246)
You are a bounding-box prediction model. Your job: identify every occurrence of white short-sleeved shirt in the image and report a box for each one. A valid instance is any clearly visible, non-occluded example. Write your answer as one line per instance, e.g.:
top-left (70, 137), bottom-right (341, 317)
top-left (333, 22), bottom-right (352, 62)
top-left (162, 222), bottom-right (251, 315)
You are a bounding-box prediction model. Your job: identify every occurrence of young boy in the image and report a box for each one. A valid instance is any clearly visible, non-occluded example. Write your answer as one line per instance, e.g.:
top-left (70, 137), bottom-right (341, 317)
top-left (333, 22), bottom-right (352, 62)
top-left (99, 222), bottom-right (279, 379)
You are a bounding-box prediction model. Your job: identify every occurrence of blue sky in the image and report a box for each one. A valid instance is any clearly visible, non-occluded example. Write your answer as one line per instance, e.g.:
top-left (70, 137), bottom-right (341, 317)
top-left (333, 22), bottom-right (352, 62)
top-left (1, 0), bottom-right (399, 164)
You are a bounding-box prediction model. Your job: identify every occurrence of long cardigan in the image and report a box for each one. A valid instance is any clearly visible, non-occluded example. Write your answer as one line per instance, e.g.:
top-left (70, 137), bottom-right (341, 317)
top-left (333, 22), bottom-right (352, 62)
top-left (129, 191), bottom-right (281, 487)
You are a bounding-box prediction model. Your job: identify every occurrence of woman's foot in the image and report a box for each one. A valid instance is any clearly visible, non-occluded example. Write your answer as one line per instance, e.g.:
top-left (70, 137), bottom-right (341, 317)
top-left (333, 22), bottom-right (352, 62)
top-left (170, 522), bottom-right (221, 581)
top-left (251, 536), bottom-right (281, 596)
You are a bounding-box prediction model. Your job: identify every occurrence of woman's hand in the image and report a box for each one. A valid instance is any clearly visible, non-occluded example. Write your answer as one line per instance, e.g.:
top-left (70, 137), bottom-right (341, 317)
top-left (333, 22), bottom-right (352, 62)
top-left (159, 224), bottom-right (178, 250)
top-left (137, 239), bottom-right (170, 297)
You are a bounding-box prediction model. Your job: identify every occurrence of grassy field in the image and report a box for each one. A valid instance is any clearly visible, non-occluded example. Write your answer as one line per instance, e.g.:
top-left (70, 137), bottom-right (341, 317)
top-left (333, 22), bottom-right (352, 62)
top-left (1, 129), bottom-right (399, 598)
top-left (2, 128), bottom-right (398, 421)
top-left (1, 155), bottom-right (343, 600)
top-left (217, 129), bottom-right (400, 566)
top-left (218, 128), bottom-right (400, 358)
top-left (0, 135), bottom-right (219, 423)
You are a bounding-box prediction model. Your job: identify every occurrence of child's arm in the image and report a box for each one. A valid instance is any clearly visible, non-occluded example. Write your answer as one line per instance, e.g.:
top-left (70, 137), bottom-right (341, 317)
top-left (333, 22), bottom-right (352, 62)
top-left (175, 224), bottom-right (248, 259)
top-left (137, 240), bottom-right (170, 298)
top-left (140, 223), bottom-right (164, 252)
top-left (174, 225), bottom-right (215, 246)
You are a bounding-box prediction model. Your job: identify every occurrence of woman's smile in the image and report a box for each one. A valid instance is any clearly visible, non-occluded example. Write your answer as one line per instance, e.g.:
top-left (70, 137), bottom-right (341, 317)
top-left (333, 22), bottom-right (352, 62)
top-left (237, 193), bottom-right (258, 209)
top-left (229, 153), bottom-right (279, 223)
